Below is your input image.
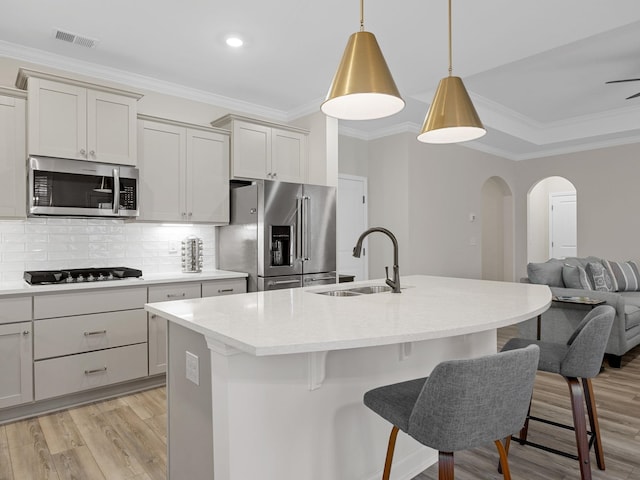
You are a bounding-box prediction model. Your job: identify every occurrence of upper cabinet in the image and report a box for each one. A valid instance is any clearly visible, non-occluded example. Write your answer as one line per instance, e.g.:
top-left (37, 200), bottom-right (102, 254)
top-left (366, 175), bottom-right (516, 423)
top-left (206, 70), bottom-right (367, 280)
top-left (137, 115), bottom-right (230, 223)
top-left (0, 88), bottom-right (26, 218)
top-left (16, 68), bottom-right (142, 166)
top-left (211, 114), bottom-right (308, 183)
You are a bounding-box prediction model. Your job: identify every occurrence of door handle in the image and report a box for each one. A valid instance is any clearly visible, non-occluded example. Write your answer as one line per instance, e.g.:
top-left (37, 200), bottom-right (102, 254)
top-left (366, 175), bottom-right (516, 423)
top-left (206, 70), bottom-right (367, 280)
top-left (302, 195), bottom-right (310, 261)
top-left (296, 197), bottom-right (303, 260)
top-left (112, 168), bottom-right (120, 215)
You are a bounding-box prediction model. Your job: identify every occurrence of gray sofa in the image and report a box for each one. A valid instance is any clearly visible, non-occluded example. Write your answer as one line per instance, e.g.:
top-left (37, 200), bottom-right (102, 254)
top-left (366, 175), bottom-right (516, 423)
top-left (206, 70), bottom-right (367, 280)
top-left (520, 256), bottom-right (640, 367)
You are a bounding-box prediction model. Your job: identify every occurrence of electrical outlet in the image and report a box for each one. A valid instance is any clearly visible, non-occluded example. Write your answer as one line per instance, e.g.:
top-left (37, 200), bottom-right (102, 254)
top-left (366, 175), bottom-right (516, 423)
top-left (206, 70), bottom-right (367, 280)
top-left (186, 351), bottom-right (199, 385)
top-left (168, 240), bottom-right (179, 254)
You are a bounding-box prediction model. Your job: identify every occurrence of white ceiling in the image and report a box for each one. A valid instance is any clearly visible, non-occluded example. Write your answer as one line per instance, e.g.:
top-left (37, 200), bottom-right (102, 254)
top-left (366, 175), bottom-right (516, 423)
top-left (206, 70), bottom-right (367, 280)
top-left (2, 0), bottom-right (640, 160)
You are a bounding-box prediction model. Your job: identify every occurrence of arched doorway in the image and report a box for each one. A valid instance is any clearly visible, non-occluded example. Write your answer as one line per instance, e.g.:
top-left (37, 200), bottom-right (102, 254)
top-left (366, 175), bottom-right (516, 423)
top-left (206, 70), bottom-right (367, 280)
top-left (481, 176), bottom-right (514, 281)
top-left (527, 176), bottom-right (577, 263)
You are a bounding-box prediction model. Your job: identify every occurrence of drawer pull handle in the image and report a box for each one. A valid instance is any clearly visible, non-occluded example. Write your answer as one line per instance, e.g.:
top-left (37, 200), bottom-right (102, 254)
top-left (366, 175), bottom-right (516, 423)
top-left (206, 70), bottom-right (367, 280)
top-left (218, 288), bottom-right (234, 293)
top-left (167, 293), bottom-right (186, 298)
top-left (85, 366), bottom-right (107, 375)
top-left (84, 330), bottom-right (107, 336)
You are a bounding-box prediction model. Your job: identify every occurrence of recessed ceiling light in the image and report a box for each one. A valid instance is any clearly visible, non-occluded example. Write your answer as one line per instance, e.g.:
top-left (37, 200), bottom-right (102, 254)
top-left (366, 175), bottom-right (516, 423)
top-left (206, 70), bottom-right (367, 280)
top-left (225, 36), bottom-right (244, 48)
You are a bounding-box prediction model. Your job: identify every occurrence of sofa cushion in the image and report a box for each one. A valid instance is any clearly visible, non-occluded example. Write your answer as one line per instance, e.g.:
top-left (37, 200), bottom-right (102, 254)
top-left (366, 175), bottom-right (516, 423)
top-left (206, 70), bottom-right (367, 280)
top-left (587, 262), bottom-right (614, 292)
top-left (562, 264), bottom-right (592, 290)
top-left (527, 259), bottom-right (564, 287)
top-left (602, 260), bottom-right (640, 292)
top-left (563, 256), bottom-right (603, 269)
top-left (623, 304), bottom-right (640, 330)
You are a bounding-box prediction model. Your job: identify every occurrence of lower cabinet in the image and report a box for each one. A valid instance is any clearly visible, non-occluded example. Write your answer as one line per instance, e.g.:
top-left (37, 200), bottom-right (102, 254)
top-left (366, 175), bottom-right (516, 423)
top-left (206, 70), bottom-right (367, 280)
top-left (148, 278), bottom-right (247, 375)
top-left (34, 343), bottom-right (148, 401)
top-left (148, 283), bottom-right (201, 376)
top-left (0, 322), bottom-right (33, 409)
top-left (33, 287), bottom-right (148, 401)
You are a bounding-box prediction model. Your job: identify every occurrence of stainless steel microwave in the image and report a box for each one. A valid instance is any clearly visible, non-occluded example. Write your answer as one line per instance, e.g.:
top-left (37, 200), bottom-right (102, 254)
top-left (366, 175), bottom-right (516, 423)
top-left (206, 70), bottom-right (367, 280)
top-left (28, 156), bottom-right (139, 218)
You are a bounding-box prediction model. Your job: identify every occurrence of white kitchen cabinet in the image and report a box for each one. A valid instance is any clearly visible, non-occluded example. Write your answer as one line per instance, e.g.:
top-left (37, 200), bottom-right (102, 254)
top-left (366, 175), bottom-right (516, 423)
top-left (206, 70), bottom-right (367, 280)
top-left (138, 115), bottom-right (230, 223)
top-left (0, 88), bottom-right (26, 218)
top-left (211, 114), bottom-right (308, 183)
top-left (16, 68), bottom-right (141, 165)
top-left (33, 287), bottom-right (148, 400)
top-left (0, 321), bottom-right (33, 409)
top-left (147, 279), bottom-right (246, 375)
top-left (148, 282), bottom-right (202, 375)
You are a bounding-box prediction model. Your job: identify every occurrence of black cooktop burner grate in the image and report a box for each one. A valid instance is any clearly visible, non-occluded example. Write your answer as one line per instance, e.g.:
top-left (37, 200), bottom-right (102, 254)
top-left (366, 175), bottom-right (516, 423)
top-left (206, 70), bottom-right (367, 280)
top-left (24, 267), bottom-right (143, 285)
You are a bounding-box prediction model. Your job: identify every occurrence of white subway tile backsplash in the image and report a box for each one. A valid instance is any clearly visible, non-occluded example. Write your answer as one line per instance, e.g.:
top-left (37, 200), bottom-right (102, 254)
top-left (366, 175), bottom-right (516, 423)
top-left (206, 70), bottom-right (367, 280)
top-left (0, 219), bottom-right (217, 281)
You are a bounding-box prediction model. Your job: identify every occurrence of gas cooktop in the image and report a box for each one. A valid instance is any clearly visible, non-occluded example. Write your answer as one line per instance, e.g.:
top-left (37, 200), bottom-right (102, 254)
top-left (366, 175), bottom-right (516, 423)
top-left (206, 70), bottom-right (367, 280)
top-left (24, 267), bottom-right (143, 285)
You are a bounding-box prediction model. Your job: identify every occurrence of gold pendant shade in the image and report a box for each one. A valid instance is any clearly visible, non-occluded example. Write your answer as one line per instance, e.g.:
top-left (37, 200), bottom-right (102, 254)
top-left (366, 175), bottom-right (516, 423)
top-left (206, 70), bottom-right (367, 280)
top-left (417, 76), bottom-right (486, 143)
top-left (321, 31), bottom-right (405, 120)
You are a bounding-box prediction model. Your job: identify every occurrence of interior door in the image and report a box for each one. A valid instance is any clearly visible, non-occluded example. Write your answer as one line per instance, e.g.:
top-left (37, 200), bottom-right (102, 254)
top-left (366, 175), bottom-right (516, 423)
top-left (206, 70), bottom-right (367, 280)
top-left (550, 192), bottom-right (577, 258)
top-left (338, 175), bottom-right (368, 281)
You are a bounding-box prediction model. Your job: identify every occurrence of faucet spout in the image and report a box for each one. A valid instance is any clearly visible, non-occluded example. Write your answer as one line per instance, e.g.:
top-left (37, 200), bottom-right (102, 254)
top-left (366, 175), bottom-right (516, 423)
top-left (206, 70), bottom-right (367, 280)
top-left (352, 227), bottom-right (401, 293)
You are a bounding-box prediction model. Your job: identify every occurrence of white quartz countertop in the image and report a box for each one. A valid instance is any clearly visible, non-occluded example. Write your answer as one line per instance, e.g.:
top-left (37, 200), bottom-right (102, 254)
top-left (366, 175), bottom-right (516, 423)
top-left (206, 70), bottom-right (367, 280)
top-left (145, 275), bottom-right (551, 356)
top-left (0, 270), bottom-right (247, 297)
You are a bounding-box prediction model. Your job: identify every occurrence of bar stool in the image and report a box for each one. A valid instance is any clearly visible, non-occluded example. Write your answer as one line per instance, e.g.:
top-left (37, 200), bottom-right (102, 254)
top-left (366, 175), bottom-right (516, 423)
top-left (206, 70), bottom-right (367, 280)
top-left (501, 305), bottom-right (615, 480)
top-left (363, 345), bottom-right (540, 480)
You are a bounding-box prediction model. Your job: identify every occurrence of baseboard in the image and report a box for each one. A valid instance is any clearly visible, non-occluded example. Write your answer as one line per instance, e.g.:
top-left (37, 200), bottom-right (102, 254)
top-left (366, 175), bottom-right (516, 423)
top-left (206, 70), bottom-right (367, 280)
top-left (362, 446), bottom-right (437, 480)
top-left (0, 374), bottom-right (166, 425)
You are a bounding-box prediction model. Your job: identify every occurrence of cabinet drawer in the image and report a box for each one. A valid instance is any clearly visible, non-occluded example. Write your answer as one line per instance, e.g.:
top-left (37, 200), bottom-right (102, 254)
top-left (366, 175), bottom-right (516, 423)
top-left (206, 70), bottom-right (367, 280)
top-left (201, 278), bottom-right (247, 297)
top-left (34, 286), bottom-right (147, 319)
top-left (34, 309), bottom-right (147, 359)
top-left (34, 343), bottom-right (148, 400)
top-left (148, 283), bottom-right (201, 302)
top-left (0, 296), bottom-right (32, 325)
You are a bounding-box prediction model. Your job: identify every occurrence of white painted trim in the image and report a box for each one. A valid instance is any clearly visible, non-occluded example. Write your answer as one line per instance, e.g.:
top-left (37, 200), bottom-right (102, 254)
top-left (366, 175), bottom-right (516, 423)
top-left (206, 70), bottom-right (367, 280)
top-left (338, 173), bottom-right (369, 281)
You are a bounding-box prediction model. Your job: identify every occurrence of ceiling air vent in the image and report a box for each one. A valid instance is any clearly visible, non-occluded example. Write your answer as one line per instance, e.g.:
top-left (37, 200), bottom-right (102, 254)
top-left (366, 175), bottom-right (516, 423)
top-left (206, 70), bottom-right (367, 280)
top-left (53, 29), bottom-right (99, 48)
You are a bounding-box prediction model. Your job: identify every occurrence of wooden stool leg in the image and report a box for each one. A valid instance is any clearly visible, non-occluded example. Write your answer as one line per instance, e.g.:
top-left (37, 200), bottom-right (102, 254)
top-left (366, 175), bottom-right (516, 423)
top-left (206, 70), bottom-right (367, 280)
top-left (519, 398), bottom-right (532, 444)
top-left (438, 451), bottom-right (454, 480)
top-left (497, 436), bottom-right (512, 475)
top-left (382, 426), bottom-right (399, 480)
top-left (566, 377), bottom-right (592, 480)
top-left (583, 378), bottom-right (605, 470)
top-left (495, 439), bottom-right (512, 480)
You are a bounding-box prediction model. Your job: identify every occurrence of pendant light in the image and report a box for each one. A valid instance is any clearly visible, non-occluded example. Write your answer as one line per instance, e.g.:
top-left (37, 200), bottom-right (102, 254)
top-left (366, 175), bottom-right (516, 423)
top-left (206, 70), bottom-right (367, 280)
top-left (321, 0), bottom-right (405, 120)
top-left (418, 0), bottom-right (486, 143)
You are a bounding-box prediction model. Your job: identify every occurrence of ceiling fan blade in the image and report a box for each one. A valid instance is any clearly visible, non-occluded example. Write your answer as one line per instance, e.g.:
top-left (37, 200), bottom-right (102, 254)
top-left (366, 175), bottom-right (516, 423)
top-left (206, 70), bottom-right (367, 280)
top-left (606, 78), bottom-right (640, 84)
top-left (626, 92), bottom-right (640, 100)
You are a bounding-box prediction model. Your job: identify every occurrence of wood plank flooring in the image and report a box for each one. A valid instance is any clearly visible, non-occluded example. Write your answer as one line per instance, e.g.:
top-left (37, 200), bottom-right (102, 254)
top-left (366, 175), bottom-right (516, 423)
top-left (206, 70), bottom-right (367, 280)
top-left (2, 326), bottom-right (639, 479)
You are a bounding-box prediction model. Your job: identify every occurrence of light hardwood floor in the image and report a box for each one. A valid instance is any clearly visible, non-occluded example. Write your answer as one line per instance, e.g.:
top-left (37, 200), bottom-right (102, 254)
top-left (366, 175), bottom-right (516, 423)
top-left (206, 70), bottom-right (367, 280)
top-left (2, 327), bottom-right (639, 480)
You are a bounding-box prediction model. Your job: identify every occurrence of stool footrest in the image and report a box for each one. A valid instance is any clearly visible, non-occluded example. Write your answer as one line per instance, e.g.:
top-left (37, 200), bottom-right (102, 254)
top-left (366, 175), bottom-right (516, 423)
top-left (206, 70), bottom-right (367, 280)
top-left (515, 415), bottom-right (596, 461)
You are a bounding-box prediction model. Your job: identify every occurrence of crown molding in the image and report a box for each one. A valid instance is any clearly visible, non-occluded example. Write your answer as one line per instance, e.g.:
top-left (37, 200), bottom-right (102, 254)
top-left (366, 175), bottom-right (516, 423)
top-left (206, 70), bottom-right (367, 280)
top-left (0, 40), bottom-right (288, 122)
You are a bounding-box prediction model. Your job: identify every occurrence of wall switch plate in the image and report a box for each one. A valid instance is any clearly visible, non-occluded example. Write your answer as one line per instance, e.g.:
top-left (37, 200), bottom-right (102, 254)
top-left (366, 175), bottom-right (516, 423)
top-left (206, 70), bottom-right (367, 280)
top-left (168, 240), bottom-right (179, 254)
top-left (186, 351), bottom-right (199, 385)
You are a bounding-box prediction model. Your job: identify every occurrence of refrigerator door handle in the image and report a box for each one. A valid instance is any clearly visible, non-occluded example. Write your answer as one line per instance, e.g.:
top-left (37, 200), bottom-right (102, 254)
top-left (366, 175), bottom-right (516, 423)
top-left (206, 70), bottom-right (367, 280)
top-left (268, 279), bottom-right (301, 286)
top-left (296, 197), bottom-right (303, 261)
top-left (302, 195), bottom-right (310, 261)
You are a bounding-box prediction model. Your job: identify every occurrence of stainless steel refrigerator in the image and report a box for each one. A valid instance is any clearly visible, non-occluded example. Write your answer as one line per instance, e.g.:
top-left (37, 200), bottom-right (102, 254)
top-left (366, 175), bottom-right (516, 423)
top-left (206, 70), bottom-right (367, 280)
top-left (217, 180), bottom-right (337, 291)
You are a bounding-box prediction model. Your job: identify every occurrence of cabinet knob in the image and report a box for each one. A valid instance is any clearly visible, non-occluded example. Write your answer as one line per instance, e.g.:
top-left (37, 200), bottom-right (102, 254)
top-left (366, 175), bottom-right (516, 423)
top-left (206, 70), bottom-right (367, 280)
top-left (80, 148), bottom-right (86, 156)
top-left (89, 150), bottom-right (95, 156)
top-left (188, 212), bottom-right (193, 217)
top-left (23, 330), bottom-right (29, 335)
top-left (267, 172), bottom-right (272, 177)
top-left (272, 172), bottom-right (277, 178)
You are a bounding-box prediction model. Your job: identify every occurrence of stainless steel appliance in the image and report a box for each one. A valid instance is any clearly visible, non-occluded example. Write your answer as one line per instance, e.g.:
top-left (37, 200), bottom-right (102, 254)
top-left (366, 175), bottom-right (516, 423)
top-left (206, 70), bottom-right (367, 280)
top-left (28, 156), bottom-right (139, 218)
top-left (218, 180), bottom-right (337, 291)
top-left (24, 267), bottom-right (143, 285)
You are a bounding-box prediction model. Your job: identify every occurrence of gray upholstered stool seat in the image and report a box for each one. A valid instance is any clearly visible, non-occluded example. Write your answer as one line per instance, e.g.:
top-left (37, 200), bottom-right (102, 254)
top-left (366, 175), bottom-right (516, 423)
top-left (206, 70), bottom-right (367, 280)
top-left (501, 304), bottom-right (615, 480)
top-left (364, 345), bottom-right (540, 480)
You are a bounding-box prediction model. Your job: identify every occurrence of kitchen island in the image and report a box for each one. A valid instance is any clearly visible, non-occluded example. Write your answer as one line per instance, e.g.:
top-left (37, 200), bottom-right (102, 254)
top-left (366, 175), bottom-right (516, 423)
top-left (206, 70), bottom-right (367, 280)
top-left (145, 275), bottom-right (550, 480)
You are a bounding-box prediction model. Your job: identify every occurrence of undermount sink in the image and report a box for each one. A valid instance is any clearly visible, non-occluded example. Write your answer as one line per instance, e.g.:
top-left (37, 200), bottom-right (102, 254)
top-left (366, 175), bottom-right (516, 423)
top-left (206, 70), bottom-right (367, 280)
top-left (313, 285), bottom-right (392, 296)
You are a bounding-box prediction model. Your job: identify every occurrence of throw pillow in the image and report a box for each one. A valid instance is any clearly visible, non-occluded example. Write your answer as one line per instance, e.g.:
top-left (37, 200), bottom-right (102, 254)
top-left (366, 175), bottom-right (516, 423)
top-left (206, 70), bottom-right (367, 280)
top-left (586, 262), bottom-right (613, 292)
top-left (527, 259), bottom-right (564, 287)
top-left (562, 264), bottom-right (593, 290)
top-left (602, 260), bottom-right (640, 292)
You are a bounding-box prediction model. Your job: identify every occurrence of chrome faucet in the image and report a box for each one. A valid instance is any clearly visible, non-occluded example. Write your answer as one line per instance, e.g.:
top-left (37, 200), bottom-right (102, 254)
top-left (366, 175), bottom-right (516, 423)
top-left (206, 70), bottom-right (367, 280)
top-left (352, 227), bottom-right (401, 293)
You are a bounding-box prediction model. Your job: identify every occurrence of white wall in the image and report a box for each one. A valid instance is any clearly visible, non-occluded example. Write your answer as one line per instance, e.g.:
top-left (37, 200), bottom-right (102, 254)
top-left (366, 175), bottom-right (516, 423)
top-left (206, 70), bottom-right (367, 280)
top-left (481, 177), bottom-right (514, 282)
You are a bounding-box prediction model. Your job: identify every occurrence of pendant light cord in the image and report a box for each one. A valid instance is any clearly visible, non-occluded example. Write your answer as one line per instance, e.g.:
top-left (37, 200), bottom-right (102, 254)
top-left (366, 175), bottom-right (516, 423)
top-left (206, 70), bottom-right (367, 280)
top-left (360, 0), bottom-right (365, 31)
top-left (448, 0), bottom-right (453, 76)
